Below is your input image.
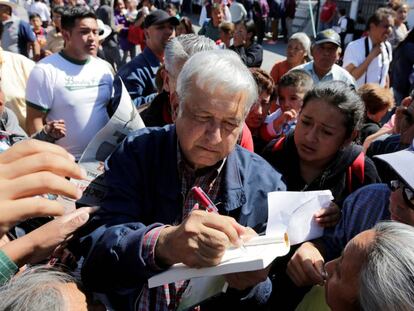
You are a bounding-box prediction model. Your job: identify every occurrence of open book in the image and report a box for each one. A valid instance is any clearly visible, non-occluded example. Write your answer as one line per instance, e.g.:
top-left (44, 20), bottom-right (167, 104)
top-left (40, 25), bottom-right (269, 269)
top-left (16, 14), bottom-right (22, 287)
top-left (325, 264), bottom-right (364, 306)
top-left (148, 234), bottom-right (289, 288)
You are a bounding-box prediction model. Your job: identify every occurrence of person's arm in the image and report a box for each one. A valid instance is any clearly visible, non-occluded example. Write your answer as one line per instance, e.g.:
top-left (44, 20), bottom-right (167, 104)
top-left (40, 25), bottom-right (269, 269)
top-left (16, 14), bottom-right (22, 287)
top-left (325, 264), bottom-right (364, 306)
top-left (31, 120), bottom-right (66, 143)
top-left (26, 105), bottom-right (46, 136)
top-left (344, 44), bottom-right (381, 81)
top-left (1, 207), bottom-right (93, 268)
top-left (0, 139), bottom-right (85, 238)
top-left (114, 71), bottom-right (157, 107)
top-left (243, 44), bottom-right (263, 67)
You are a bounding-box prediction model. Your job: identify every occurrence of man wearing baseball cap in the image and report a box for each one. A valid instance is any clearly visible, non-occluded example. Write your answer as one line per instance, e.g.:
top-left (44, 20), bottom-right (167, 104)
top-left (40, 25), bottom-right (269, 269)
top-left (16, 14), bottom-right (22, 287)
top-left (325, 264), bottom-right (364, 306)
top-left (0, 0), bottom-right (40, 59)
top-left (292, 29), bottom-right (355, 86)
top-left (114, 10), bottom-right (178, 108)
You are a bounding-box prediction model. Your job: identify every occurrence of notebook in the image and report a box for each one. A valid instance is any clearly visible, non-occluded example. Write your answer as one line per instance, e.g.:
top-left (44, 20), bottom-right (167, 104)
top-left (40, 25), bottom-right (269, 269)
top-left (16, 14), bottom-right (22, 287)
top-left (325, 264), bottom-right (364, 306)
top-left (148, 234), bottom-right (289, 288)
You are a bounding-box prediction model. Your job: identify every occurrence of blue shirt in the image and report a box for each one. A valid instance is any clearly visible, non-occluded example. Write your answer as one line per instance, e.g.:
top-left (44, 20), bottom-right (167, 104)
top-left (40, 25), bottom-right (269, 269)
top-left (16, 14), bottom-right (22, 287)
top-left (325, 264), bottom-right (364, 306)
top-left (322, 183), bottom-right (391, 261)
top-left (114, 47), bottom-right (159, 107)
top-left (293, 61), bottom-right (356, 86)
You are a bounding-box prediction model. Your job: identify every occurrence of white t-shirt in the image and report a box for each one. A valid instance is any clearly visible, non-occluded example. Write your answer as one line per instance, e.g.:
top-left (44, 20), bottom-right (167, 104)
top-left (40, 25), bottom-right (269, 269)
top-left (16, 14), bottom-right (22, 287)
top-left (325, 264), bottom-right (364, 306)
top-left (342, 36), bottom-right (392, 87)
top-left (29, 1), bottom-right (51, 22)
top-left (26, 53), bottom-right (113, 159)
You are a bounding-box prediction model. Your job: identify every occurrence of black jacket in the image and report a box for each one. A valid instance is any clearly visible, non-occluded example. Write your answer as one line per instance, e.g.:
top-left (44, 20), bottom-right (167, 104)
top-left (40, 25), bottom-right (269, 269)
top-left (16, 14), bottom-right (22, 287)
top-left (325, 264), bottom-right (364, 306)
top-left (263, 132), bottom-right (381, 205)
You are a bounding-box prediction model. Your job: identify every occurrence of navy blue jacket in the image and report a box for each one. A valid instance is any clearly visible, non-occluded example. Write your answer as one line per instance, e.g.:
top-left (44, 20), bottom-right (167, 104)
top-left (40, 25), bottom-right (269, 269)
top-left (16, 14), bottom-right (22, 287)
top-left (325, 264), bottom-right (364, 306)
top-left (80, 125), bottom-right (285, 309)
top-left (114, 47), bottom-right (159, 107)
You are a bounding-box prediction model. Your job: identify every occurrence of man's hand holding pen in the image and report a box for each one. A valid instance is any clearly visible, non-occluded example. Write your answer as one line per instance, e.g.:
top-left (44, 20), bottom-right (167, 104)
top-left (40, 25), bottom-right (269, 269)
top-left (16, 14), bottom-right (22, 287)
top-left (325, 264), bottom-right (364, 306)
top-left (155, 210), bottom-right (248, 268)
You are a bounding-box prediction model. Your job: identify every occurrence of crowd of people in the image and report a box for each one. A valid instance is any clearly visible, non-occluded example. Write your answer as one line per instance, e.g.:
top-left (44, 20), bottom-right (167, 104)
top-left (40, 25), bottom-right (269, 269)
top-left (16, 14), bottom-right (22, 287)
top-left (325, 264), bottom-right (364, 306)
top-left (0, 0), bottom-right (413, 310)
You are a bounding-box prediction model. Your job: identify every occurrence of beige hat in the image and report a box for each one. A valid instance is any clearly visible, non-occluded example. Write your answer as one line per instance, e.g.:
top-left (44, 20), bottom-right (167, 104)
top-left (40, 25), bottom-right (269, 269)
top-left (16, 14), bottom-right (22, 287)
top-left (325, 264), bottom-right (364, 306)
top-left (0, 0), bottom-right (17, 10)
top-left (97, 19), bottom-right (112, 41)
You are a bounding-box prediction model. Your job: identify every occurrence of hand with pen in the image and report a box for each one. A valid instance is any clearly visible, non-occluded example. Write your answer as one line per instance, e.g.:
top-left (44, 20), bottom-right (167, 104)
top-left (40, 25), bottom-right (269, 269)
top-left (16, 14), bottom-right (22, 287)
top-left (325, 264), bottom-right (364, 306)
top-left (155, 209), bottom-right (248, 268)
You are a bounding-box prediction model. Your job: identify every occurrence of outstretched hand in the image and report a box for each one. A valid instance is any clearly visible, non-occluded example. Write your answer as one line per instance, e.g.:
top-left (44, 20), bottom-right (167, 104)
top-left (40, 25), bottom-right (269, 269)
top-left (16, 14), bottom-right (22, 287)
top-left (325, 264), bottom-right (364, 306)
top-left (0, 140), bottom-right (85, 237)
top-left (1, 207), bottom-right (95, 267)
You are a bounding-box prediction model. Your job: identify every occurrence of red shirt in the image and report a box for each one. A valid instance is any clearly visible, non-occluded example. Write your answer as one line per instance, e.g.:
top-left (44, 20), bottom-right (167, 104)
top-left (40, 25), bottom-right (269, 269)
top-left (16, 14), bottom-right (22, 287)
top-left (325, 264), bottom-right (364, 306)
top-left (320, 1), bottom-right (337, 23)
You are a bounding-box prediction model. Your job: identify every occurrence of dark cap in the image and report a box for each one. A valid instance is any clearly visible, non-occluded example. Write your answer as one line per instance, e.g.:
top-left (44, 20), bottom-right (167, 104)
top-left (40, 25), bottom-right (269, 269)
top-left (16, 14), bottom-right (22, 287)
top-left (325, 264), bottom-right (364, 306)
top-left (143, 10), bottom-right (179, 28)
top-left (314, 29), bottom-right (341, 47)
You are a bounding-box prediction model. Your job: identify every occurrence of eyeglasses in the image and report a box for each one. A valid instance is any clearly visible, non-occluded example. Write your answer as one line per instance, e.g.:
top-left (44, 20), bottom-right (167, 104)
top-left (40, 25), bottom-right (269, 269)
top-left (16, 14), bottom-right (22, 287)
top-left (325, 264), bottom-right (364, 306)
top-left (390, 180), bottom-right (414, 209)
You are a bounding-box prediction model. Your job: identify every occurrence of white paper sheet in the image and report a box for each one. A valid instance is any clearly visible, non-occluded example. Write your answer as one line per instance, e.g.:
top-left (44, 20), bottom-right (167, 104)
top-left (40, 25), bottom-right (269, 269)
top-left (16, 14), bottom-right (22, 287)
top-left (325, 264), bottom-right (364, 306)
top-left (266, 190), bottom-right (333, 245)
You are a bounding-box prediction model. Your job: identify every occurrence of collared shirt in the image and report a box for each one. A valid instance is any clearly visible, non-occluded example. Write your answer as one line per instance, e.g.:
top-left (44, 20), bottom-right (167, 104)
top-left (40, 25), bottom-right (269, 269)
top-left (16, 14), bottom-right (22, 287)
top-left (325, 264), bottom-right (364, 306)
top-left (292, 61), bottom-right (356, 86)
top-left (343, 36), bottom-right (392, 87)
top-left (115, 47), bottom-right (160, 107)
top-left (0, 250), bottom-right (18, 285)
top-left (138, 146), bottom-right (225, 311)
top-left (322, 183), bottom-right (390, 261)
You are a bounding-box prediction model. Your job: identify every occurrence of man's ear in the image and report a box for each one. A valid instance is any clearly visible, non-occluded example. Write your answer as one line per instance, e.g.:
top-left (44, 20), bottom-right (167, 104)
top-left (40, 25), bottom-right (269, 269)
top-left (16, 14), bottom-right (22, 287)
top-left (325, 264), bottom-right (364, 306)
top-left (144, 28), bottom-right (149, 41)
top-left (161, 68), bottom-right (170, 93)
top-left (170, 91), bottom-right (179, 122)
top-left (61, 29), bottom-right (70, 42)
top-left (336, 47), bottom-right (342, 61)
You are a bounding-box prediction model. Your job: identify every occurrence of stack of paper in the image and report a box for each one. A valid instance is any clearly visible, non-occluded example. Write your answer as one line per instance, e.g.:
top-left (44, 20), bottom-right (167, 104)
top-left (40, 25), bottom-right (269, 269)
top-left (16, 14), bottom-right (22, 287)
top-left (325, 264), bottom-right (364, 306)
top-left (148, 234), bottom-right (289, 288)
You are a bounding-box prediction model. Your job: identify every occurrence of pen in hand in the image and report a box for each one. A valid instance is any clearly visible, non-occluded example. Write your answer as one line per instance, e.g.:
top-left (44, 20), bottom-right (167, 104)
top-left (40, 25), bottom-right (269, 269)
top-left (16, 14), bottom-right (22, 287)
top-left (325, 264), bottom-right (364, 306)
top-left (191, 186), bottom-right (247, 252)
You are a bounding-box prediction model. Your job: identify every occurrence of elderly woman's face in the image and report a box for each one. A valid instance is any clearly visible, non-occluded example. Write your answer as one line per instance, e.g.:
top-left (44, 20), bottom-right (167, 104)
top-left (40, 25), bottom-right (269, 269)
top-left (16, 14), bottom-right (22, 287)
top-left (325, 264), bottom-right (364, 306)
top-left (175, 83), bottom-right (245, 170)
top-left (324, 230), bottom-right (376, 311)
top-left (286, 39), bottom-right (307, 66)
top-left (294, 99), bottom-right (350, 168)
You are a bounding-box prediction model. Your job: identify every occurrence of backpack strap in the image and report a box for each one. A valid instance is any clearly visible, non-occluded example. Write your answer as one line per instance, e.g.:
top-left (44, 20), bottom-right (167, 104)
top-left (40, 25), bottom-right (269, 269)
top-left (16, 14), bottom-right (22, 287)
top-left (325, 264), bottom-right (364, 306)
top-left (271, 136), bottom-right (286, 152)
top-left (347, 151), bottom-right (365, 193)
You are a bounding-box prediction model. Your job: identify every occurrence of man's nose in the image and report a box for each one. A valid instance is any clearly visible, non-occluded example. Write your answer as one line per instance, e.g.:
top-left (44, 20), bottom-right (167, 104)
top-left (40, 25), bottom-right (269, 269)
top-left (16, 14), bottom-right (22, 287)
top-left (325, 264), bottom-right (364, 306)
top-left (206, 120), bottom-right (222, 144)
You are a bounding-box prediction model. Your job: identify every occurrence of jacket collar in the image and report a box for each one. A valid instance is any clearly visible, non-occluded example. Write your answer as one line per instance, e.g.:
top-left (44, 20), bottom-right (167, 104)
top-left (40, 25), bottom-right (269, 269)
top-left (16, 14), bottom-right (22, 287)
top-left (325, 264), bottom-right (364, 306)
top-left (157, 126), bottom-right (246, 211)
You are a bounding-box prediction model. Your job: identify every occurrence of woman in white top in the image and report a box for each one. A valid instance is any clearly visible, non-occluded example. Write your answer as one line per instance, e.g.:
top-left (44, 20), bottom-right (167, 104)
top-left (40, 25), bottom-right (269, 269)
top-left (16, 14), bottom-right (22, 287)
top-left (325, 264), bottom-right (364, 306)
top-left (389, 2), bottom-right (409, 49)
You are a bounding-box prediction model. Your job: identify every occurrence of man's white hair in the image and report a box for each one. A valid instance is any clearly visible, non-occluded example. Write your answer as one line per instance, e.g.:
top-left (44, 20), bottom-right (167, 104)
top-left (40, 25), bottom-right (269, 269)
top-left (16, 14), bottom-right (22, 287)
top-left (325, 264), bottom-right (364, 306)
top-left (176, 49), bottom-right (258, 116)
top-left (164, 34), bottom-right (217, 79)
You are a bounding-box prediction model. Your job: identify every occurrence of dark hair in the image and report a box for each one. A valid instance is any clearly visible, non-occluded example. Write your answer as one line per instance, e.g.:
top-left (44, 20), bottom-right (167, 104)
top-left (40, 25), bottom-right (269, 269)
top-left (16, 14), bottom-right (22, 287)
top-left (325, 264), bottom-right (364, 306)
top-left (367, 7), bottom-right (395, 29)
top-left (61, 7), bottom-right (97, 30)
top-left (339, 8), bottom-right (346, 16)
top-left (178, 17), bottom-right (194, 34)
top-left (236, 19), bottom-right (256, 41)
top-left (166, 3), bottom-right (177, 11)
top-left (278, 69), bottom-right (313, 94)
top-left (250, 67), bottom-right (275, 97)
top-left (358, 83), bottom-right (394, 115)
top-left (302, 81), bottom-right (365, 137)
top-left (52, 5), bottom-right (65, 15)
top-left (29, 13), bottom-right (42, 20)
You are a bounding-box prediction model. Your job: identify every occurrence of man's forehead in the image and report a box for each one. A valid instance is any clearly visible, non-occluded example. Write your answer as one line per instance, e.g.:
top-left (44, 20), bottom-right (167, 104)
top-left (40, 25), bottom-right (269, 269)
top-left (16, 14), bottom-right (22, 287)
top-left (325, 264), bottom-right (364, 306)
top-left (75, 17), bottom-right (98, 27)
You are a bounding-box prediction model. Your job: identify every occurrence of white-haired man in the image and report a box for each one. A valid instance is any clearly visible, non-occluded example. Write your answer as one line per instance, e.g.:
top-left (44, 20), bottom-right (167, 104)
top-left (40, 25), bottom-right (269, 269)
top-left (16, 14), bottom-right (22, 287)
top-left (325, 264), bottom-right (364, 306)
top-left (80, 49), bottom-right (286, 310)
top-left (140, 33), bottom-right (217, 127)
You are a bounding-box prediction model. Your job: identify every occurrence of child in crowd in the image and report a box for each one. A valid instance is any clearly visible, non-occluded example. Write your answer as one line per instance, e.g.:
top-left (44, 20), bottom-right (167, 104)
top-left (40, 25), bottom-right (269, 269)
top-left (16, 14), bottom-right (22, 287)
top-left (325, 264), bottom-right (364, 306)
top-left (217, 21), bottom-right (234, 48)
top-left (176, 16), bottom-right (194, 35)
top-left (357, 83), bottom-right (394, 144)
top-left (261, 70), bottom-right (313, 141)
top-left (245, 67), bottom-right (275, 153)
top-left (30, 13), bottom-right (47, 59)
top-left (166, 3), bottom-right (180, 20)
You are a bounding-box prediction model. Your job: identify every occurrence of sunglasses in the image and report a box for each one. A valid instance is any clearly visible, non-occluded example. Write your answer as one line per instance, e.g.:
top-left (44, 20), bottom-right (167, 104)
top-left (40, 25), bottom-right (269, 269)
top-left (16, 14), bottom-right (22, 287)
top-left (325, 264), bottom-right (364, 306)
top-left (390, 180), bottom-right (414, 209)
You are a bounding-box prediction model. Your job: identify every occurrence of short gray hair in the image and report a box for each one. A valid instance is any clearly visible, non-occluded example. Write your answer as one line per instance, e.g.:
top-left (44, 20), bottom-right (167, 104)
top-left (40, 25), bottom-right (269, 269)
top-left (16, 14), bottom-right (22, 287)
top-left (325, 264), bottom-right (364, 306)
top-left (0, 266), bottom-right (77, 311)
top-left (176, 49), bottom-right (258, 116)
top-left (360, 221), bottom-right (414, 311)
top-left (289, 32), bottom-right (312, 61)
top-left (164, 34), bottom-right (217, 79)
